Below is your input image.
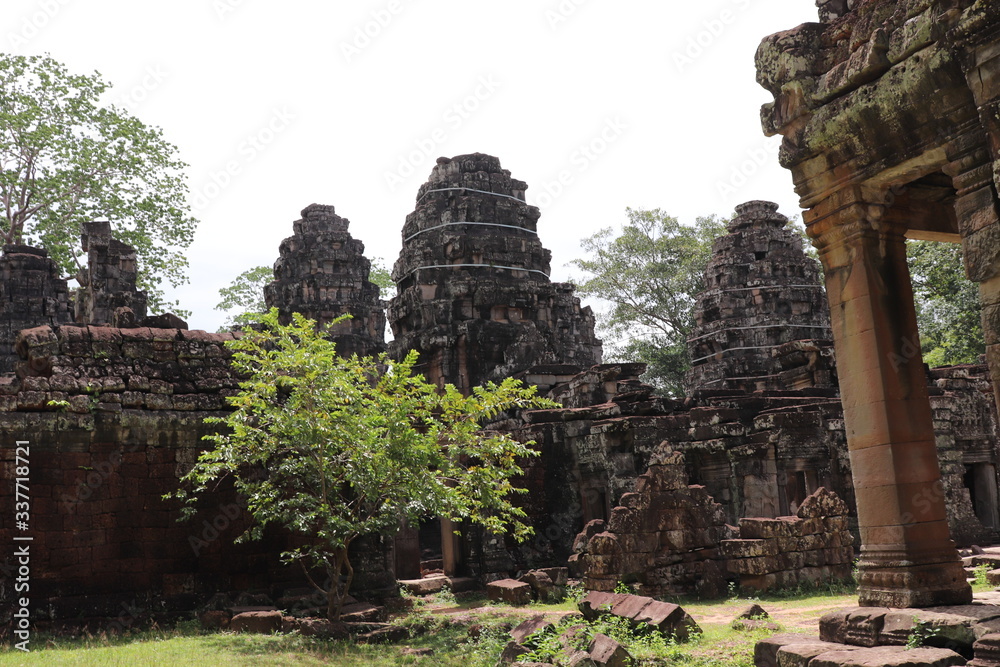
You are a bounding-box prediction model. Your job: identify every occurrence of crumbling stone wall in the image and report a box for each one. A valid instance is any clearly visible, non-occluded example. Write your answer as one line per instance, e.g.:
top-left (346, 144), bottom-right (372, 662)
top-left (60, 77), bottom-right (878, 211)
top-left (570, 446), bottom-right (733, 599)
top-left (264, 204), bottom-right (386, 357)
top-left (75, 221), bottom-right (148, 326)
top-left (0, 323), bottom-right (395, 621)
top-left (722, 487), bottom-right (855, 592)
top-left (387, 154), bottom-right (601, 394)
top-left (0, 246), bottom-right (73, 374)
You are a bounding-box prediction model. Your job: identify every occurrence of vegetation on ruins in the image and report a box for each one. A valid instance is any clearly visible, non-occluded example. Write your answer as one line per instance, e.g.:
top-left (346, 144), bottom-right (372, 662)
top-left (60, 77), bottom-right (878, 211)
top-left (0, 53), bottom-right (197, 314)
top-left (907, 240), bottom-right (984, 366)
top-left (171, 309), bottom-right (553, 622)
top-left (570, 208), bottom-right (727, 395)
top-left (215, 265), bottom-right (272, 329)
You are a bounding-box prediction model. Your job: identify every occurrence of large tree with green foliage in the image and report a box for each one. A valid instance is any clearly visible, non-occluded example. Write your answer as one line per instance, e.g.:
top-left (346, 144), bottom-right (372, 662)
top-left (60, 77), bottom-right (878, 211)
top-left (907, 240), bottom-right (984, 366)
top-left (0, 53), bottom-right (197, 313)
top-left (570, 208), bottom-right (727, 395)
top-left (172, 310), bottom-right (553, 621)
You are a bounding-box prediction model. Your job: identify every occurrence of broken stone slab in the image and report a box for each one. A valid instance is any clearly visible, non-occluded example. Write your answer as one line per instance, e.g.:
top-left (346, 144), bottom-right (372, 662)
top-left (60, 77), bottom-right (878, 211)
top-left (488, 579), bottom-right (533, 606)
top-left (340, 602), bottom-right (385, 623)
top-left (823, 605), bottom-right (1000, 654)
top-left (754, 634), bottom-right (845, 667)
top-left (229, 610), bottom-right (282, 633)
top-left (500, 640), bottom-right (529, 664)
top-left (587, 633), bottom-right (632, 667)
top-left (510, 614), bottom-right (553, 645)
top-left (578, 591), bottom-right (700, 640)
top-left (351, 623), bottom-right (409, 644)
top-left (519, 570), bottom-right (557, 602)
top-left (808, 646), bottom-right (966, 667)
top-left (776, 641), bottom-right (864, 667)
top-left (398, 575), bottom-right (478, 596)
top-left (970, 632), bottom-right (1000, 666)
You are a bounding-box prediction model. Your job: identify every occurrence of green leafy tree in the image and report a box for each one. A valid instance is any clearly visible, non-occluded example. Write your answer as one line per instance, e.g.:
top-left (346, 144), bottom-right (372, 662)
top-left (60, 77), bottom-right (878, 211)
top-left (0, 53), bottom-right (197, 313)
top-left (370, 256), bottom-right (396, 300)
top-left (172, 310), bottom-right (554, 622)
top-left (907, 240), bottom-right (984, 366)
top-left (570, 208), bottom-right (727, 395)
top-left (215, 265), bottom-right (272, 329)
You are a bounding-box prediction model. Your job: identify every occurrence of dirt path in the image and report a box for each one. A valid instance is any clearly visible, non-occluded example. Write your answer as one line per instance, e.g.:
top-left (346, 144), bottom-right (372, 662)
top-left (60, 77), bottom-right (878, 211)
top-left (691, 601), bottom-right (851, 632)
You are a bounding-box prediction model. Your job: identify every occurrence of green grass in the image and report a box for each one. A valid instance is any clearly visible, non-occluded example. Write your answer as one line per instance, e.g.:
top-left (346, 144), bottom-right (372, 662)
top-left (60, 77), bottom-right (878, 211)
top-left (0, 587), bottom-right (861, 667)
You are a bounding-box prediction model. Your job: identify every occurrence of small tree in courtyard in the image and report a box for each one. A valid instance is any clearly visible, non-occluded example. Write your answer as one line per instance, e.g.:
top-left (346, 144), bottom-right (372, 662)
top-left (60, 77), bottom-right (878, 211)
top-left (171, 309), bottom-right (555, 622)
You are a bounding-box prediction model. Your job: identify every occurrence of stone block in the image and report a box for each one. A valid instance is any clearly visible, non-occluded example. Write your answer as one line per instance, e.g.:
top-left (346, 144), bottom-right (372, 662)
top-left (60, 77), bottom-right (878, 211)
top-left (587, 633), bottom-right (632, 667)
top-left (510, 615), bottom-right (552, 644)
top-left (230, 610), bottom-right (282, 633)
top-left (721, 538), bottom-right (778, 558)
top-left (809, 646), bottom-right (966, 666)
top-left (487, 579), bottom-right (533, 606)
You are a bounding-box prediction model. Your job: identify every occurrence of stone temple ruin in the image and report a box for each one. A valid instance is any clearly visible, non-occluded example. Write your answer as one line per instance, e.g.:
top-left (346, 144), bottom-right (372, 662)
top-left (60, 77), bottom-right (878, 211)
top-left (2, 149), bottom-right (1000, 642)
top-left (4, 1), bottom-right (1000, 659)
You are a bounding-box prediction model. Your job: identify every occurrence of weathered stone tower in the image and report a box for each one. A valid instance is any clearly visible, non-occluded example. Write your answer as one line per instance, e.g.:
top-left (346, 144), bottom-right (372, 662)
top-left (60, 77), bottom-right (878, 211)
top-left (685, 200), bottom-right (832, 393)
top-left (264, 204), bottom-right (386, 358)
top-left (75, 221), bottom-right (148, 326)
top-left (387, 153), bottom-right (602, 394)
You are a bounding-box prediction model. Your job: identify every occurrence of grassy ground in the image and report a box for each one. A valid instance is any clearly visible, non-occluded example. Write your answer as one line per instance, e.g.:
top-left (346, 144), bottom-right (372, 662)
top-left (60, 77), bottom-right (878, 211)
top-left (0, 585), bottom-right (864, 667)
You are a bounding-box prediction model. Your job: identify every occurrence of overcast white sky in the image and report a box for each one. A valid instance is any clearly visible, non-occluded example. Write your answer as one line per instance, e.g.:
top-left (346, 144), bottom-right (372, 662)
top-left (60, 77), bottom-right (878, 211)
top-left (4, 0), bottom-right (819, 332)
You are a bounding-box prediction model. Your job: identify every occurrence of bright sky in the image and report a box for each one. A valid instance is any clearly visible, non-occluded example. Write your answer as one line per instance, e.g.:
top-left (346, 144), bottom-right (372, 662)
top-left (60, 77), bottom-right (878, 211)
top-left (4, 0), bottom-right (819, 332)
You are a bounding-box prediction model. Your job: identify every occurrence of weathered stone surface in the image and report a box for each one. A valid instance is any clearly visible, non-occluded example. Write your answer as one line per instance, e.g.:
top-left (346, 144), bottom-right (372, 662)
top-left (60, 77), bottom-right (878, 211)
top-left (587, 633), bottom-right (631, 667)
top-left (75, 221), bottom-right (148, 326)
top-left (573, 446), bottom-right (730, 598)
top-left (264, 204), bottom-right (386, 357)
top-left (487, 579), bottom-right (533, 606)
top-left (808, 646), bottom-right (966, 667)
top-left (756, 0), bottom-right (1000, 609)
top-left (510, 615), bottom-right (552, 645)
top-left (230, 610), bottom-right (282, 633)
top-left (685, 200), bottom-right (832, 395)
top-left (0, 245), bottom-right (74, 373)
top-left (577, 590), bottom-right (700, 641)
top-left (387, 153), bottom-right (601, 395)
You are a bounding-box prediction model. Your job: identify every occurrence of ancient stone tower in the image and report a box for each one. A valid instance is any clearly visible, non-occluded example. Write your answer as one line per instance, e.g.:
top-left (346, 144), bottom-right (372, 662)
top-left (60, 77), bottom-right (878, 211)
top-left (387, 153), bottom-right (602, 394)
top-left (75, 221), bottom-right (148, 326)
top-left (264, 203), bottom-right (386, 358)
top-left (685, 201), bottom-right (832, 393)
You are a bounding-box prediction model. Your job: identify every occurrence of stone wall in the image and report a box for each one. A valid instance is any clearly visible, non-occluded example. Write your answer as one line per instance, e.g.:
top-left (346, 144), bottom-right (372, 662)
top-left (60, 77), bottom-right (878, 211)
top-left (722, 487), bottom-right (855, 592)
top-left (0, 323), bottom-right (395, 621)
top-left (0, 246), bottom-right (73, 374)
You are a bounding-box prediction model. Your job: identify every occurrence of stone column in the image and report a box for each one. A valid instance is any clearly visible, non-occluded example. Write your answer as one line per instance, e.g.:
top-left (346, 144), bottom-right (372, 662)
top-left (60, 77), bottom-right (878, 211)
top-left (806, 187), bottom-right (971, 608)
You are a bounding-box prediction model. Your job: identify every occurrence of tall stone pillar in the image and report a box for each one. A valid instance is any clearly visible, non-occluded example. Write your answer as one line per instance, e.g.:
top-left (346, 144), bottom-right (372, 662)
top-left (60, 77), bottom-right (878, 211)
top-left (807, 187), bottom-right (971, 608)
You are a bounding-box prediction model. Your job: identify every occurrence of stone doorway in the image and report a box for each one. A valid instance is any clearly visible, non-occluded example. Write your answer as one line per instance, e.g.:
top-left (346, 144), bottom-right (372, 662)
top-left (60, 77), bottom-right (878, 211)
top-left (965, 463), bottom-right (1000, 532)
